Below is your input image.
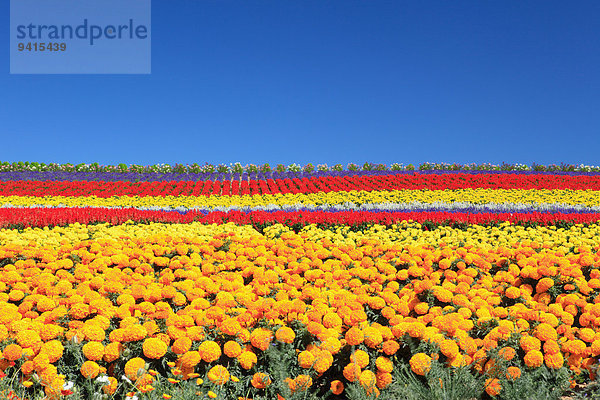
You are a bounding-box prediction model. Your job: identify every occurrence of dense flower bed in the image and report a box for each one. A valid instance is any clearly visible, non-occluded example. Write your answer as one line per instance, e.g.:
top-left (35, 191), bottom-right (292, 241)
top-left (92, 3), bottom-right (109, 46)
top-left (0, 222), bottom-right (599, 400)
top-left (0, 164), bottom-right (599, 400)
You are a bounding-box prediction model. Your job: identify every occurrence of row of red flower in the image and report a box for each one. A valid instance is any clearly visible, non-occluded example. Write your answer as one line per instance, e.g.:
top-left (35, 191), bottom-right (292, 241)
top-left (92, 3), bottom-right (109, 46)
top-left (1, 208), bottom-right (599, 229)
top-left (1, 173), bottom-right (599, 197)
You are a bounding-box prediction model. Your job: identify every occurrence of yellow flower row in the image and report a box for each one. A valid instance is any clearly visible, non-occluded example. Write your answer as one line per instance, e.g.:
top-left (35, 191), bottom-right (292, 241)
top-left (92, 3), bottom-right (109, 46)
top-left (1, 188), bottom-right (599, 208)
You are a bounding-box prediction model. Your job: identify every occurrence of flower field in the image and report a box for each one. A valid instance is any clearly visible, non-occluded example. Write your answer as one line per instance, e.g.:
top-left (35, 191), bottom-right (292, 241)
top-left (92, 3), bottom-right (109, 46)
top-left (1, 162), bottom-right (600, 400)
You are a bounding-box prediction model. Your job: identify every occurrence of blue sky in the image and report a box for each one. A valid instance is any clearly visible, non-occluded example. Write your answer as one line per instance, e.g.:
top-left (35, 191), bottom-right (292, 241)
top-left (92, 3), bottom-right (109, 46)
top-left (2, 1), bottom-right (599, 167)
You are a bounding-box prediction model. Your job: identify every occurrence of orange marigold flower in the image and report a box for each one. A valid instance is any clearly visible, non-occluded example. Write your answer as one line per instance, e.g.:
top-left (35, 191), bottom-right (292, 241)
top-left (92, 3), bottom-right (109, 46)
top-left (275, 326), bottom-right (296, 344)
top-left (343, 362), bottom-right (361, 382)
top-left (363, 326), bottom-right (383, 348)
top-left (102, 377), bottom-right (118, 395)
top-left (520, 335), bottom-right (541, 352)
top-left (3, 343), bottom-right (23, 361)
top-left (207, 365), bottom-right (230, 385)
top-left (485, 378), bottom-right (501, 396)
top-left (534, 323), bottom-right (557, 342)
top-left (172, 337), bottom-right (192, 355)
top-left (382, 340), bottom-right (400, 355)
top-left (251, 372), bottom-right (271, 389)
top-left (330, 379), bottom-right (344, 395)
top-left (82, 341), bottom-right (104, 361)
top-left (16, 330), bottom-right (41, 348)
top-left (409, 353), bottom-right (432, 376)
top-left (524, 350), bottom-right (544, 368)
top-left (506, 366), bottom-right (521, 380)
top-left (345, 326), bottom-right (364, 346)
top-left (124, 357), bottom-right (146, 381)
top-left (81, 361), bottom-right (101, 379)
top-left (250, 328), bottom-right (273, 351)
top-left (179, 350), bottom-right (201, 369)
top-left (498, 347), bottom-right (516, 361)
top-left (104, 342), bottom-right (123, 363)
top-left (198, 341), bottom-right (221, 363)
top-left (224, 341), bottom-right (242, 358)
top-left (143, 337), bottom-right (168, 359)
top-left (294, 375), bottom-right (313, 391)
top-left (377, 370), bottom-right (393, 389)
top-left (439, 339), bottom-right (459, 358)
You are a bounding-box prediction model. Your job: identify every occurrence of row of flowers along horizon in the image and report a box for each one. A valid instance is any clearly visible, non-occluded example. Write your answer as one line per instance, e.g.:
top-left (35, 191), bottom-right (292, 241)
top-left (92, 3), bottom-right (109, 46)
top-left (0, 162), bottom-right (599, 400)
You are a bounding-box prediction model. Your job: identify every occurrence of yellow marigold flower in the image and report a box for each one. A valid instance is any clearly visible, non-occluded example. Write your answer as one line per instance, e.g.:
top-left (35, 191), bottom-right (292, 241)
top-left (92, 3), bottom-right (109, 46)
top-left (179, 351), bottom-right (201, 369)
top-left (298, 350), bottom-right (315, 368)
top-left (207, 365), bottom-right (230, 385)
top-left (409, 353), bottom-right (432, 376)
top-left (251, 372), bottom-right (271, 389)
top-left (376, 356), bottom-right (393, 373)
top-left (124, 357), bottom-right (146, 381)
top-left (81, 360), bottom-right (101, 379)
top-left (207, 391), bottom-right (217, 398)
top-left (21, 360), bottom-right (34, 375)
top-left (350, 350), bottom-right (369, 369)
top-left (505, 287), bottom-right (521, 299)
top-left (275, 326), bottom-right (296, 343)
top-left (363, 326), bottom-right (383, 348)
top-left (237, 350), bottom-right (257, 370)
top-left (82, 341), bottom-right (105, 361)
top-left (143, 337), bottom-right (168, 359)
top-left (198, 341), bottom-right (221, 363)
top-left (524, 350), bottom-right (544, 368)
top-left (82, 324), bottom-right (106, 342)
top-left (3, 343), bottom-right (23, 361)
top-left (16, 329), bottom-right (41, 348)
top-left (359, 370), bottom-right (377, 390)
top-left (322, 313), bottom-right (343, 329)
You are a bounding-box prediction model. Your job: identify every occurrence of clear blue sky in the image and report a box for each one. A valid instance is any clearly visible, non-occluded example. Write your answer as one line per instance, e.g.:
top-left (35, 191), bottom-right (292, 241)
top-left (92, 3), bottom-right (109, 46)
top-left (2, 1), bottom-right (599, 167)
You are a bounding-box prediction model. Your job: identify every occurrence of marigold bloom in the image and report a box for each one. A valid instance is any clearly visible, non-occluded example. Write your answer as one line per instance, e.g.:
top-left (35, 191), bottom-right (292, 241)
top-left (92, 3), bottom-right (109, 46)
top-left (238, 350), bottom-right (257, 370)
top-left (524, 350), bottom-right (544, 368)
top-left (376, 356), bottom-right (393, 373)
top-left (250, 328), bottom-right (273, 351)
top-left (198, 340), bottom-right (221, 363)
top-left (506, 366), bottom-right (521, 380)
top-left (124, 357), bottom-right (146, 381)
top-left (275, 326), bottom-right (296, 343)
top-left (82, 341), bottom-right (104, 361)
top-left (207, 365), bottom-right (230, 385)
top-left (81, 361), bottom-right (101, 379)
top-left (350, 350), bottom-right (370, 369)
top-left (485, 378), bottom-right (501, 396)
top-left (409, 353), bottom-right (432, 376)
top-left (172, 337), bottom-right (192, 355)
top-left (545, 352), bottom-right (564, 369)
top-left (294, 374), bottom-right (313, 391)
top-left (104, 342), bottom-right (123, 363)
top-left (330, 379), bottom-right (344, 395)
top-left (298, 350), bottom-right (315, 368)
top-left (359, 370), bottom-right (377, 390)
top-left (251, 372), bottom-right (271, 389)
top-left (345, 326), bottom-right (364, 346)
top-left (143, 337), bottom-right (168, 359)
top-left (3, 343), bottom-right (23, 361)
